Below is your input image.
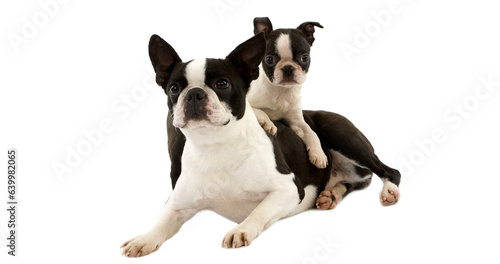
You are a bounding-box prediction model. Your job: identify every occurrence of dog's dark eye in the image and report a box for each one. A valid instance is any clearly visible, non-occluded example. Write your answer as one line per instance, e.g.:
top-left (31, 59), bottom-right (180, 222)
top-left (300, 53), bottom-right (310, 63)
top-left (214, 79), bottom-right (230, 90)
top-left (265, 55), bottom-right (277, 66)
top-left (169, 83), bottom-right (180, 94)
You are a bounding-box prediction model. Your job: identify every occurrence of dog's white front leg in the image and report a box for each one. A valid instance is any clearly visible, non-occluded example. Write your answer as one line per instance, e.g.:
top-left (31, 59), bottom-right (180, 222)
top-left (288, 111), bottom-right (328, 169)
top-left (253, 107), bottom-right (278, 135)
top-left (121, 198), bottom-right (198, 257)
top-left (222, 184), bottom-right (300, 248)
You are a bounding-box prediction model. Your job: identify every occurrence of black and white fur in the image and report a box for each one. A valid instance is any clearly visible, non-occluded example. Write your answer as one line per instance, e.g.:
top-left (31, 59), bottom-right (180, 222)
top-left (247, 18), bottom-right (400, 210)
top-left (122, 34), bottom-right (325, 257)
top-left (248, 17), bottom-right (328, 169)
top-left (122, 30), bottom-right (402, 257)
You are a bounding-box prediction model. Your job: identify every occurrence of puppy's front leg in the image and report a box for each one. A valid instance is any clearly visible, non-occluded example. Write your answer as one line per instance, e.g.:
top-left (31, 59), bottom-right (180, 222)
top-left (288, 112), bottom-right (328, 168)
top-left (121, 199), bottom-right (198, 257)
top-left (253, 107), bottom-right (278, 135)
top-left (222, 184), bottom-right (299, 248)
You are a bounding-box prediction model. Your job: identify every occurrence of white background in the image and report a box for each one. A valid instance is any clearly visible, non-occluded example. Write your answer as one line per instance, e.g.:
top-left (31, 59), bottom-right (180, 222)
top-left (1, 0), bottom-right (500, 263)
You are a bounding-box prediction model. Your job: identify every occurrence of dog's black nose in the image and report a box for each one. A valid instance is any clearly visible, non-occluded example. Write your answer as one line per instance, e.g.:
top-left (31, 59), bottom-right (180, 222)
top-left (282, 65), bottom-right (295, 79)
top-left (186, 88), bottom-right (206, 105)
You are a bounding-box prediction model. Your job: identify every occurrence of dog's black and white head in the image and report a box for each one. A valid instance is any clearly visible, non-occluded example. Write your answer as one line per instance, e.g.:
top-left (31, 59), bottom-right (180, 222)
top-left (149, 34), bottom-right (266, 133)
top-left (253, 17), bottom-right (323, 88)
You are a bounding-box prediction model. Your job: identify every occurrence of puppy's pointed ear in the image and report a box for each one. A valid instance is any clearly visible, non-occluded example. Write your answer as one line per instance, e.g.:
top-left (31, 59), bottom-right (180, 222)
top-left (227, 33), bottom-right (266, 85)
top-left (149, 34), bottom-right (182, 88)
top-left (253, 17), bottom-right (273, 36)
top-left (297, 22), bottom-right (323, 46)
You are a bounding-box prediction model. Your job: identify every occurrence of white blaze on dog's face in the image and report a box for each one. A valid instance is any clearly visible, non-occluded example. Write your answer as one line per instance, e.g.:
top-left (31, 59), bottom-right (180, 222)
top-left (265, 32), bottom-right (309, 88)
top-left (169, 59), bottom-right (233, 130)
top-left (148, 33), bottom-right (266, 134)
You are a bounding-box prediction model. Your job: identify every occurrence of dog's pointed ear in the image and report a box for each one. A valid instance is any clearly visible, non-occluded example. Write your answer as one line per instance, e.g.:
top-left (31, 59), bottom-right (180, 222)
top-left (227, 33), bottom-right (266, 85)
top-left (297, 22), bottom-right (323, 46)
top-left (253, 17), bottom-right (273, 36)
top-left (149, 34), bottom-right (182, 88)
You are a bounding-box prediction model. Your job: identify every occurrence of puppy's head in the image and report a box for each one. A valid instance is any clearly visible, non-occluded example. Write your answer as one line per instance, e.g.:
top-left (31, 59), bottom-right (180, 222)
top-left (149, 34), bottom-right (266, 132)
top-left (253, 17), bottom-right (323, 88)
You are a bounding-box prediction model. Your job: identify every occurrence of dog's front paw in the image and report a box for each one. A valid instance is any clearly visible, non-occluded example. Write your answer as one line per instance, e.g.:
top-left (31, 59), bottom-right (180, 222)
top-left (380, 181), bottom-right (400, 206)
top-left (222, 225), bottom-right (259, 249)
top-left (121, 232), bottom-right (164, 258)
top-left (259, 119), bottom-right (278, 136)
top-left (308, 147), bottom-right (328, 169)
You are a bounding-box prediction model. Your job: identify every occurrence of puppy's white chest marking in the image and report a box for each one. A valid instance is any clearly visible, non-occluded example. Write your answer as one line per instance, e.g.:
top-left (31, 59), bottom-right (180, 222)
top-left (248, 67), bottom-right (302, 120)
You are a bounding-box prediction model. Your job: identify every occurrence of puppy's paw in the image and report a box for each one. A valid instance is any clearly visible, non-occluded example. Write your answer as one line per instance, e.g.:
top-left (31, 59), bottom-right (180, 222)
top-left (316, 189), bottom-right (341, 210)
top-left (222, 225), bottom-right (259, 249)
top-left (121, 232), bottom-right (163, 258)
top-left (259, 119), bottom-right (278, 136)
top-left (308, 147), bottom-right (328, 169)
top-left (380, 181), bottom-right (400, 206)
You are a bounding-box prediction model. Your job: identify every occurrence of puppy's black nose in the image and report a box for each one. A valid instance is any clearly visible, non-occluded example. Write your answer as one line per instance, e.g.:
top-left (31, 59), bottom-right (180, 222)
top-left (282, 65), bottom-right (295, 79)
top-left (186, 88), bottom-right (206, 105)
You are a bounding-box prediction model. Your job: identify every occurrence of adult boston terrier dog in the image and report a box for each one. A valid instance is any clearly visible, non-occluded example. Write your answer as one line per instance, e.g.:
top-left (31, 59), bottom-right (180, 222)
top-left (122, 33), bottom-right (328, 257)
top-left (122, 32), bottom-right (401, 257)
top-left (248, 17), bottom-right (328, 169)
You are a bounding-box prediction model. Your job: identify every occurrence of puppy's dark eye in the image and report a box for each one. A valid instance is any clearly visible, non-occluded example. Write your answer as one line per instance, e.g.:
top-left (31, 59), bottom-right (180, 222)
top-left (300, 54), bottom-right (310, 63)
top-left (265, 55), bottom-right (277, 66)
top-left (214, 79), bottom-right (230, 90)
top-left (169, 83), bottom-right (180, 94)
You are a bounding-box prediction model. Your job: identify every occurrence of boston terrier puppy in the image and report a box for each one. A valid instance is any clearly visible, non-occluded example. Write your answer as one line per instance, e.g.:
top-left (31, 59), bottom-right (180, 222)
top-left (247, 17), bottom-right (328, 169)
top-left (247, 18), bottom-right (400, 209)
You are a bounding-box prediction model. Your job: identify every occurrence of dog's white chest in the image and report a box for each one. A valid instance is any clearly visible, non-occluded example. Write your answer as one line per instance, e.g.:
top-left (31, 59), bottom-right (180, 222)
top-left (179, 159), bottom-right (274, 223)
top-left (202, 172), bottom-right (270, 223)
top-left (174, 124), bottom-right (287, 223)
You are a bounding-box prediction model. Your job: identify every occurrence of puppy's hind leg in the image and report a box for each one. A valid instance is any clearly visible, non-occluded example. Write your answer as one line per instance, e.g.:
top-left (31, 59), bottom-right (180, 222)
top-left (304, 110), bottom-right (401, 205)
top-left (380, 178), bottom-right (400, 206)
top-left (316, 183), bottom-right (347, 210)
top-left (316, 152), bottom-right (373, 210)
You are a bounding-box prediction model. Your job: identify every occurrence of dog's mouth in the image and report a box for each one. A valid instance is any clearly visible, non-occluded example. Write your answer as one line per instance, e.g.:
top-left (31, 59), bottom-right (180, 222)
top-left (176, 108), bottom-right (231, 129)
top-left (276, 79), bottom-right (303, 88)
top-left (186, 111), bottom-right (207, 121)
top-left (278, 80), bottom-right (300, 85)
top-left (172, 89), bottom-right (233, 129)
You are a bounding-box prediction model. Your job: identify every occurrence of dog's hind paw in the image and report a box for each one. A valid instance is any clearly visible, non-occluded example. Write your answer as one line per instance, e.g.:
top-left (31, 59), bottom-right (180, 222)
top-left (380, 180), bottom-right (400, 206)
top-left (316, 189), bottom-right (341, 210)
